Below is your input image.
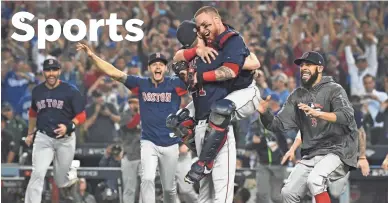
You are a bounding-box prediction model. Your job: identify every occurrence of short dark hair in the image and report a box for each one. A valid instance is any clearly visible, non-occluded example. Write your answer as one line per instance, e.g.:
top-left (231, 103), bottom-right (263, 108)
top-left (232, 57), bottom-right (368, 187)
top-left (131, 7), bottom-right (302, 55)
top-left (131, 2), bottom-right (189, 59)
top-left (194, 6), bottom-right (221, 18)
top-left (363, 74), bottom-right (375, 81)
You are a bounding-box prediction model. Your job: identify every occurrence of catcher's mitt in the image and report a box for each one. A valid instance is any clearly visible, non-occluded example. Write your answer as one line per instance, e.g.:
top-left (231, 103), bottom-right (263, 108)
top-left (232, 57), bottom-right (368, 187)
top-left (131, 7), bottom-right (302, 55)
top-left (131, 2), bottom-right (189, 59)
top-left (169, 61), bottom-right (189, 76)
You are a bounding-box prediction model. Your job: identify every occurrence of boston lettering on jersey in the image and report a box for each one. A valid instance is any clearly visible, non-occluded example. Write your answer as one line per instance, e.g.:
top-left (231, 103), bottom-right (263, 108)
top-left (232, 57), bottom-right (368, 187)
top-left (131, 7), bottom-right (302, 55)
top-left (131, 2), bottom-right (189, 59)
top-left (142, 92), bottom-right (172, 103)
top-left (36, 99), bottom-right (64, 111)
top-left (123, 75), bottom-right (187, 146)
top-left (29, 81), bottom-right (86, 138)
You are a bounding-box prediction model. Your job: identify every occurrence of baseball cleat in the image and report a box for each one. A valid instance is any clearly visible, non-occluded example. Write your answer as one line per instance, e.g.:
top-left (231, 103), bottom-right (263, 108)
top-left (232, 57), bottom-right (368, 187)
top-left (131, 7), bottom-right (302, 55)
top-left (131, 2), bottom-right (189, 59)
top-left (59, 179), bottom-right (83, 203)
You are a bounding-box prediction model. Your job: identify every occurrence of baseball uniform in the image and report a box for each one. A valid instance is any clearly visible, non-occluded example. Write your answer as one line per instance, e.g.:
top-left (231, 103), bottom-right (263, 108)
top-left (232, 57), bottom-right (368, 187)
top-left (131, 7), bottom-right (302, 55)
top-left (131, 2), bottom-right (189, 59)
top-left (121, 53), bottom-right (188, 203)
top-left (25, 78), bottom-right (85, 203)
top-left (260, 74), bottom-right (358, 202)
top-left (185, 49), bottom-right (239, 203)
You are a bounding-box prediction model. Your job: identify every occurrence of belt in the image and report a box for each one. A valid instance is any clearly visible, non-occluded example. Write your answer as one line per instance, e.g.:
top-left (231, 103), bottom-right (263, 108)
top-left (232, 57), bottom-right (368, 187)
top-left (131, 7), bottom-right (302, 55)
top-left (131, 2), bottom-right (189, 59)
top-left (195, 119), bottom-right (208, 126)
top-left (38, 130), bottom-right (72, 138)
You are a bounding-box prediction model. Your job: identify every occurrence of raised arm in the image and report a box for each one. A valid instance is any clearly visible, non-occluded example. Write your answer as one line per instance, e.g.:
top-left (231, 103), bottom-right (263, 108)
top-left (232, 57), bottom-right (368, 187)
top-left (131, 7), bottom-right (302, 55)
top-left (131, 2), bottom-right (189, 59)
top-left (364, 36), bottom-right (378, 77)
top-left (76, 43), bottom-right (127, 83)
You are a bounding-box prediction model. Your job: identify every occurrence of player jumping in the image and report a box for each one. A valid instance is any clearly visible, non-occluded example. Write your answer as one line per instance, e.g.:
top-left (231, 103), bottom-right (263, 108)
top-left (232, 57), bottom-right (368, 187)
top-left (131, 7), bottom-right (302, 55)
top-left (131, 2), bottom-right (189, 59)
top-left (77, 43), bottom-right (187, 203)
top-left (24, 59), bottom-right (86, 203)
top-left (167, 8), bottom-right (260, 203)
top-left (257, 51), bottom-right (358, 203)
top-left (171, 7), bottom-right (261, 185)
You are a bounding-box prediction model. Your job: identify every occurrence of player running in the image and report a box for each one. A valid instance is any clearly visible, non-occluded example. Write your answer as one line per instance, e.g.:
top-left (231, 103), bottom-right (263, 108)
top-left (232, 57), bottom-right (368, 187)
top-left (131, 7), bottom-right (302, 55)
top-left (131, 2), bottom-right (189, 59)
top-left (171, 7), bottom-right (261, 185)
top-left (76, 43), bottom-right (187, 203)
top-left (24, 59), bottom-right (86, 203)
top-left (257, 51), bottom-right (358, 203)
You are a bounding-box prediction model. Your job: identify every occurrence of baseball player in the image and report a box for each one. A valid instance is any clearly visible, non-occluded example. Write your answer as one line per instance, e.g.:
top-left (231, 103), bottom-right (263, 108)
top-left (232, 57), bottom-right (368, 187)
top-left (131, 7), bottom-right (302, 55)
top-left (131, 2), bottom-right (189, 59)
top-left (24, 59), bottom-right (86, 203)
top-left (257, 51), bottom-right (358, 203)
top-left (76, 43), bottom-right (187, 203)
top-left (167, 8), bottom-right (259, 202)
top-left (171, 7), bottom-right (261, 184)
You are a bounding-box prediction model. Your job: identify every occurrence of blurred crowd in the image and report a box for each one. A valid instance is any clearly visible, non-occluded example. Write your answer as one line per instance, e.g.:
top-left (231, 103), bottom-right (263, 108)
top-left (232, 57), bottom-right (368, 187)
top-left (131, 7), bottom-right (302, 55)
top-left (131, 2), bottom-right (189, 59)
top-left (1, 1), bottom-right (388, 203)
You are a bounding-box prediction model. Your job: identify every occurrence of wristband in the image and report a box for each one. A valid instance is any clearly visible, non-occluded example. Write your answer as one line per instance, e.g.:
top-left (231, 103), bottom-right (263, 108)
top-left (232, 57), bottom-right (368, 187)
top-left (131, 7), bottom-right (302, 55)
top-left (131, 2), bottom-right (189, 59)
top-left (183, 47), bottom-right (197, 61)
top-left (358, 156), bottom-right (367, 160)
top-left (66, 121), bottom-right (76, 134)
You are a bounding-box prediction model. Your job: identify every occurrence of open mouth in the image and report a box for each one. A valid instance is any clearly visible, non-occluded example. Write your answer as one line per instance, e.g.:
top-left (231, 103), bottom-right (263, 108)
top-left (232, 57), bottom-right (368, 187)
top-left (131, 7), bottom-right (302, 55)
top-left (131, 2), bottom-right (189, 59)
top-left (203, 31), bottom-right (210, 38)
top-left (48, 77), bottom-right (56, 83)
top-left (154, 70), bottom-right (162, 77)
top-left (302, 72), bottom-right (311, 80)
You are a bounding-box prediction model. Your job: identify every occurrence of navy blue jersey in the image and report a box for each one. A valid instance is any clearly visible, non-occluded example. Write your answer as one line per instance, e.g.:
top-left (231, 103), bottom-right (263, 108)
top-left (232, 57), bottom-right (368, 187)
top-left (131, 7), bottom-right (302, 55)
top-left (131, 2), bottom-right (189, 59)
top-left (123, 76), bottom-right (187, 146)
top-left (217, 26), bottom-right (251, 92)
top-left (190, 54), bottom-right (229, 120)
top-left (30, 81), bottom-right (85, 138)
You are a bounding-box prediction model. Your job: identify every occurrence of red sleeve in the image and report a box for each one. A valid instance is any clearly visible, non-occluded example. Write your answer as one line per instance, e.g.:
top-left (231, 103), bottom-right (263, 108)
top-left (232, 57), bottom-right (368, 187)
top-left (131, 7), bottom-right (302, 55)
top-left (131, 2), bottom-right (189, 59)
top-left (74, 111), bottom-right (86, 125)
top-left (175, 87), bottom-right (188, 96)
top-left (29, 108), bottom-right (37, 118)
top-left (202, 63), bottom-right (239, 82)
top-left (183, 47), bottom-right (197, 61)
top-left (130, 87), bottom-right (140, 95)
top-left (223, 62), bottom-right (239, 75)
top-left (126, 113), bottom-right (141, 129)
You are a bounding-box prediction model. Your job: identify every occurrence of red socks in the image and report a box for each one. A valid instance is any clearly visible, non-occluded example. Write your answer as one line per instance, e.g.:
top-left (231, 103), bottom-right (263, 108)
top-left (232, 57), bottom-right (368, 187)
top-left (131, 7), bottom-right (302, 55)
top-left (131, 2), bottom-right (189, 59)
top-left (315, 192), bottom-right (331, 203)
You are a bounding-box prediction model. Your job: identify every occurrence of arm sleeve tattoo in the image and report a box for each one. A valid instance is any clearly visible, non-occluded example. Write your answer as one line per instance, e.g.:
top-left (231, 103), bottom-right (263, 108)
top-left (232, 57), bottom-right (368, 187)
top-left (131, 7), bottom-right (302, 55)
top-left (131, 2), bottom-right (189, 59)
top-left (214, 66), bottom-right (235, 81)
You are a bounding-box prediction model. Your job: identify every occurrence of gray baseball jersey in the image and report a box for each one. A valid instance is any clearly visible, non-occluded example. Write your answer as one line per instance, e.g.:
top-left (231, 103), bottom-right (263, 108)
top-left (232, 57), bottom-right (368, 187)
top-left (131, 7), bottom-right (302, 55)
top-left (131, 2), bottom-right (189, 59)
top-left (261, 76), bottom-right (358, 168)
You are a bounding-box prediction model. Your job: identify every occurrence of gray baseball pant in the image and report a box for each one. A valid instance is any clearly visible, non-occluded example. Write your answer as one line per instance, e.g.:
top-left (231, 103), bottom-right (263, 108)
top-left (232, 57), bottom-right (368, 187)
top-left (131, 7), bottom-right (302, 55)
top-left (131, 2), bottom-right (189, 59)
top-left (25, 131), bottom-right (77, 203)
top-left (176, 152), bottom-right (198, 203)
top-left (140, 140), bottom-right (179, 203)
top-left (256, 164), bottom-right (287, 203)
top-left (122, 158), bottom-right (141, 203)
top-left (281, 153), bottom-right (350, 203)
top-left (195, 121), bottom-right (236, 203)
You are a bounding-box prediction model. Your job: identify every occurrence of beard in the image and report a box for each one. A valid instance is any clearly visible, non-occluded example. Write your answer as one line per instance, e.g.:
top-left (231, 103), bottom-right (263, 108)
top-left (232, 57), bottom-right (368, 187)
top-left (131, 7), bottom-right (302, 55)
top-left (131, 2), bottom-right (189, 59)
top-left (301, 69), bottom-right (319, 88)
top-left (45, 75), bottom-right (59, 87)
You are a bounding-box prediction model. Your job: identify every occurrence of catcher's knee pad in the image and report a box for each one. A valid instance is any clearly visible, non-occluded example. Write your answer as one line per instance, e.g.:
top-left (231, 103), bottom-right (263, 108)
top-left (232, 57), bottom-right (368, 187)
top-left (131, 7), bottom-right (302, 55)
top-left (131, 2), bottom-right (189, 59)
top-left (209, 99), bottom-right (236, 128)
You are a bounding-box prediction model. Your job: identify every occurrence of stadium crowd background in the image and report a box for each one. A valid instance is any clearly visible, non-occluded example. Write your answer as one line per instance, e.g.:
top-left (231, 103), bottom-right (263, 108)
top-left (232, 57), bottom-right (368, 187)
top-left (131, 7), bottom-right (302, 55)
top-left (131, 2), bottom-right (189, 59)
top-left (1, 1), bottom-right (388, 203)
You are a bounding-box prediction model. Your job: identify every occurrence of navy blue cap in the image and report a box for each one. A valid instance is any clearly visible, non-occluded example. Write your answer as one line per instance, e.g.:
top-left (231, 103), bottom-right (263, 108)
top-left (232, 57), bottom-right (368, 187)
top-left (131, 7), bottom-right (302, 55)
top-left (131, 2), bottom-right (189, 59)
top-left (272, 63), bottom-right (283, 71)
top-left (43, 58), bottom-right (61, 70)
top-left (148, 52), bottom-right (168, 66)
top-left (177, 20), bottom-right (198, 48)
top-left (294, 51), bottom-right (325, 66)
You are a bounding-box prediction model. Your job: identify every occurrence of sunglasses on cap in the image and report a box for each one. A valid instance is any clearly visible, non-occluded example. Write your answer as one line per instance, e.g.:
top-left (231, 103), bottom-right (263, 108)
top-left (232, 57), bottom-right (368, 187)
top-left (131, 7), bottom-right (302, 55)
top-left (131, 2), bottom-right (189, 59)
top-left (43, 66), bottom-right (60, 71)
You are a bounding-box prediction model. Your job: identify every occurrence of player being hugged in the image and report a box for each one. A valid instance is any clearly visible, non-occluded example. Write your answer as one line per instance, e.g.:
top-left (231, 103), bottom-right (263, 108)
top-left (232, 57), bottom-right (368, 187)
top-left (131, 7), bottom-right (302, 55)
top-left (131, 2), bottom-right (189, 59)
top-left (77, 43), bottom-right (187, 203)
top-left (24, 59), bottom-right (86, 203)
top-left (167, 9), bottom-right (261, 203)
top-left (170, 6), bottom-right (261, 186)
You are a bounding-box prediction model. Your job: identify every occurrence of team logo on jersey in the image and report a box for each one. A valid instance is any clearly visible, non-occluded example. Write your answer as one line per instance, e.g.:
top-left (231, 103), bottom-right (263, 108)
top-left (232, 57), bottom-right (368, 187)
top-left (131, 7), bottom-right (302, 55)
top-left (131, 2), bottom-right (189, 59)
top-left (142, 92), bottom-right (172, 102)
top-left (36, 99), bottom-right (64, 111)
top-left (307, 102), bottom-right (322, 127)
